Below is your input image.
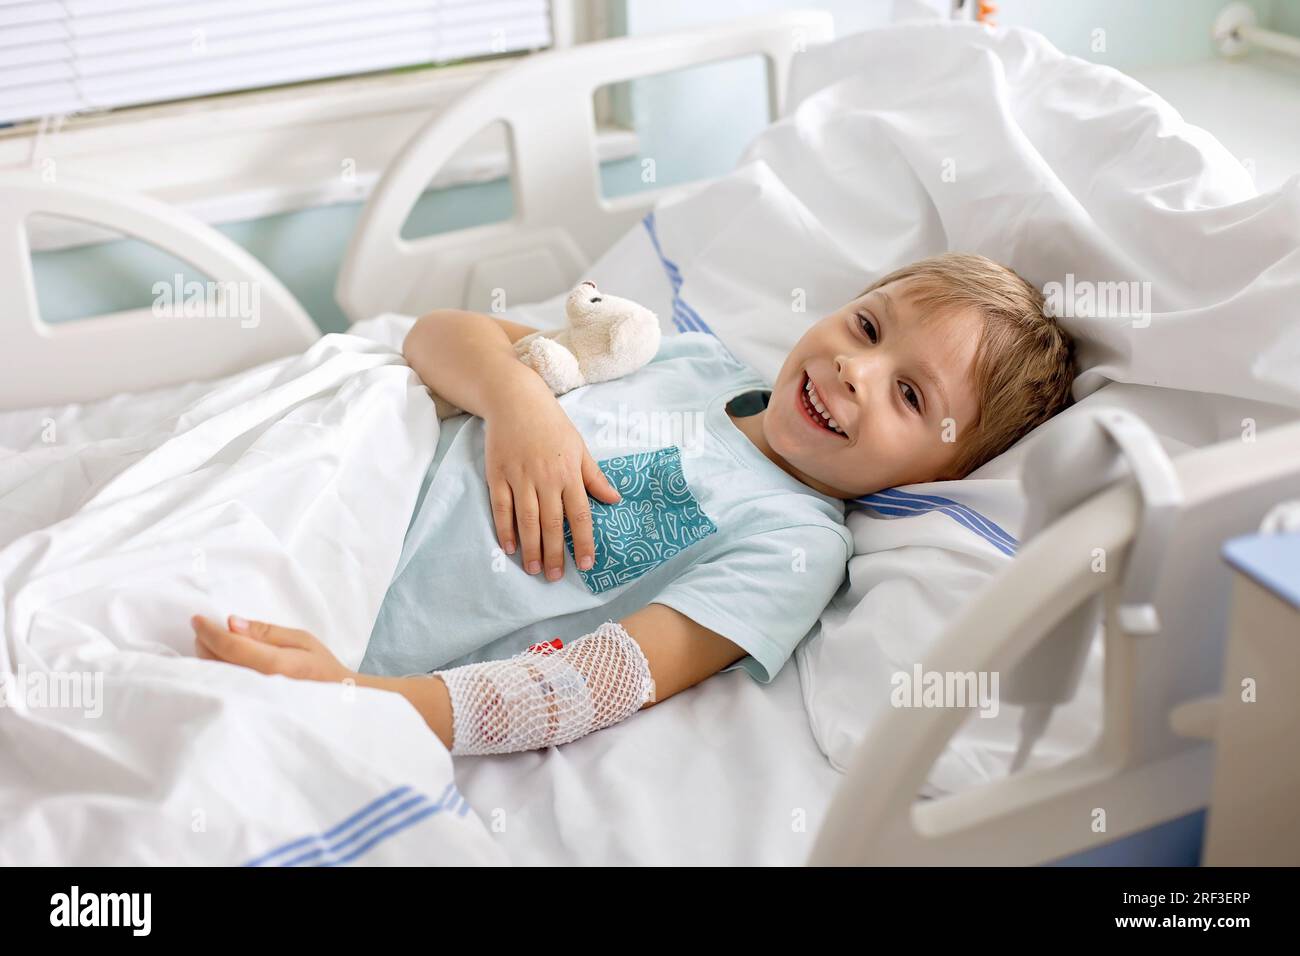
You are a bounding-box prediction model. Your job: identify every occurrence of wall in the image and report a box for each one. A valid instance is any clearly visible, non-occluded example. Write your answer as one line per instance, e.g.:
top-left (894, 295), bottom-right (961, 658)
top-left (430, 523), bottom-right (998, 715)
top-left (991, 0), bottom-right (1275, 68)
top-left (29, 0), bottom-right (1288, 335)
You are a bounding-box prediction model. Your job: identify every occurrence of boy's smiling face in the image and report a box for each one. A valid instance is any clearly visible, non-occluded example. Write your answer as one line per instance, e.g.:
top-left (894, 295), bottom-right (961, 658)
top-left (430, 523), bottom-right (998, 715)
top-left (761, 279), bottom-right (983, 498)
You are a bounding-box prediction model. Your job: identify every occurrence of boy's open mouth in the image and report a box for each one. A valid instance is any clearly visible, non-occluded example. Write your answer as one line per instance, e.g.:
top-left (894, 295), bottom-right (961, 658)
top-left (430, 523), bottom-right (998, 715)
top-left (799, 372), bottom-right (847, 438)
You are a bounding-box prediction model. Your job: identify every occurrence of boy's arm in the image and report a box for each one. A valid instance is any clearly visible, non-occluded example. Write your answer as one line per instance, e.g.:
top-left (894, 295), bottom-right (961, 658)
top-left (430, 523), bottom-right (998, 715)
top-left (618, 603), bottom-right (748, 704)
top-left (192, 606), bottom-right (746, 755)
top-left (402, 308), bottom-right (543, 420)
top-left (355, 670), bottom-right (456, 751)
top-left (360, 604), bottom-right (743, 752)
top-left (403, 308), bottom-right (621, 579)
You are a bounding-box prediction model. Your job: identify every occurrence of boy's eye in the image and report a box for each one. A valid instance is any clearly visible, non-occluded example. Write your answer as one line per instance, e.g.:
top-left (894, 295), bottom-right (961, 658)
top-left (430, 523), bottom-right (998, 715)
top-left (900, 382), bottom-right (921, 411)
top-left (856, 312), bottom-right (878, 343)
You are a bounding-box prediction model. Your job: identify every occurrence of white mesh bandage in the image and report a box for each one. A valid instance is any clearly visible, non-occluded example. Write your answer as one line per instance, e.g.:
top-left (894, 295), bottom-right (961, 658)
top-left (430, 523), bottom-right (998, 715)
top-left (433, 621), bottom-right (656, 756)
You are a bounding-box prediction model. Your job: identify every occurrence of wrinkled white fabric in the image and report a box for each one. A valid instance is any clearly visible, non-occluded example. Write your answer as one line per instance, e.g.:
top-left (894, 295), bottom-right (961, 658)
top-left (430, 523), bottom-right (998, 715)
top-left (0, 318), bottom-right (506, 864)
top-left (504, 21), bottom-right (1300, 798)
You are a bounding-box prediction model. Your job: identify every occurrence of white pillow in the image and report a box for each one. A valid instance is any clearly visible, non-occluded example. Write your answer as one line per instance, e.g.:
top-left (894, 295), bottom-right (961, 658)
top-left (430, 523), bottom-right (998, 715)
top-left (512, 21), bottom-right (1300, 794)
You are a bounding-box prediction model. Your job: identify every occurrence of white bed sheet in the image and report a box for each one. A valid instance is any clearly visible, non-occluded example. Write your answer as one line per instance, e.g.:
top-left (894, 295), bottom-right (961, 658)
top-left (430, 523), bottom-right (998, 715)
top-left (0, 320), bottom-right (506, 865)
top-left (450, 659), bottom-right (843, 866)
top-left (0, 314), bottom-right (852, 866)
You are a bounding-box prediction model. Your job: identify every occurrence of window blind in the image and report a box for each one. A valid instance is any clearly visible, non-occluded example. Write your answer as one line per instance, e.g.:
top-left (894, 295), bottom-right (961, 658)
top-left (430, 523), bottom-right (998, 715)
top-left (0, 0), bottom-right (552, 126)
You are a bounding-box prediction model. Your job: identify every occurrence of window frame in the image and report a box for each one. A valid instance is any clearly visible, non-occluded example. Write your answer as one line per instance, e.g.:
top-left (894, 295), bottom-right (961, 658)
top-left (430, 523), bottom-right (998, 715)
top-left (1, 0), bottom-right (635, 251)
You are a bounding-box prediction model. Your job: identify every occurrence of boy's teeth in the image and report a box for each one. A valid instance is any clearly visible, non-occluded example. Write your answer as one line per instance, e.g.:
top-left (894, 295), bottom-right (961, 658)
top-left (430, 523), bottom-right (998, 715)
top-left (807, 379), bottom-right (828, 412)
top-left (802, 376), bottom-right (845, 436)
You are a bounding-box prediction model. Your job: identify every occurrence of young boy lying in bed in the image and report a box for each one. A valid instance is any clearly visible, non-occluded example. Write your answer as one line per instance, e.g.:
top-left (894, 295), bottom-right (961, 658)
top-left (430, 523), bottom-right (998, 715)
top-left (191, 253), bottom-right (1075, 756)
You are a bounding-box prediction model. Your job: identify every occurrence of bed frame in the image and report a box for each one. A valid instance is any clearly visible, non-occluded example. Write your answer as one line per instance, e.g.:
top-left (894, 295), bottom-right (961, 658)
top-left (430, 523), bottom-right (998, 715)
top-left (0, 175), bottom-right (317, 411)
top-left (334, 11), bottom-right (830, 321)
top-left (4, 10), bottom-right (1298, 865)
top-left (813, 420), bottom-right (1300, 864)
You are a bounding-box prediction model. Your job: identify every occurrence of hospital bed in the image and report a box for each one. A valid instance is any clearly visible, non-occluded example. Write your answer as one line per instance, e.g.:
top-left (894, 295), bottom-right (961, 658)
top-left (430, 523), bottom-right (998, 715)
top-left (2, 11), bottom-right (1298, 866)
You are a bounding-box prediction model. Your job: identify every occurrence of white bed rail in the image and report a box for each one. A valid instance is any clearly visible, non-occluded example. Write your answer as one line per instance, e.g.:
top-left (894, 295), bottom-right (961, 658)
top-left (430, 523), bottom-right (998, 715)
top-left (809, 420), bottom-right (1300, 865)
top-left (336, 10), bottom-right (834, 323)
top-left (0, 173), bottom-right (317, 411)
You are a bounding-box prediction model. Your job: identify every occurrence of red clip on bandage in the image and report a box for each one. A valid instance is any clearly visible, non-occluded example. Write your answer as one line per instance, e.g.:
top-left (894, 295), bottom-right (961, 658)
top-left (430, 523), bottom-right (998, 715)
top-left (527, 639), bottom-right (563, 655)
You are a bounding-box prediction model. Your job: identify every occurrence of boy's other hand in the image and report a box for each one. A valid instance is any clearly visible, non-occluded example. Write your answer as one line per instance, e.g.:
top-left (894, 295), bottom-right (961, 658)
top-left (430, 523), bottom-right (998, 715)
top-left (483, 394), bottom-right (621, 581)
top-left (192, 614), bottom-right (352, 684)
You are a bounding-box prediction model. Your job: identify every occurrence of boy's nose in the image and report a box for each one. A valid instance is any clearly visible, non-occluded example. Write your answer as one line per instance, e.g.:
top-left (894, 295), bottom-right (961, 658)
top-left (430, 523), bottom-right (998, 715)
top-left (834, 355), bottom-right (866, 392)
top-left (834, 353), bottom-right (886, 403)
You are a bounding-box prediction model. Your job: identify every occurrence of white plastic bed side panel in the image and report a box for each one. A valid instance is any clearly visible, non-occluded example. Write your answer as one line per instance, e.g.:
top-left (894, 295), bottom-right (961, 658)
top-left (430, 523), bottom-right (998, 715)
top-left (809, 419), bottom-right (1300, 866)
top-left (0, 173), bottom-right (318, 412)
top-left (336, 10), bottom-right (835, 323)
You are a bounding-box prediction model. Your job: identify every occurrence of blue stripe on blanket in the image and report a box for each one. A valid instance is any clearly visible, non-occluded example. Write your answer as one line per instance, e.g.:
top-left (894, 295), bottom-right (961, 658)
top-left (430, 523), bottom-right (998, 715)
top-left (244, 783), bottom-right (468, 867)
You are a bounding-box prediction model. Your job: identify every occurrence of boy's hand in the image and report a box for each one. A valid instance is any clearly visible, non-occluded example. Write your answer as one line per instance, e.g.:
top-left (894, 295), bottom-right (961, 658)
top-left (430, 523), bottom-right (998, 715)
top-left (192, 614), bottom-right (352, 684)
top-left (484, 389), bottom-right (621, 581)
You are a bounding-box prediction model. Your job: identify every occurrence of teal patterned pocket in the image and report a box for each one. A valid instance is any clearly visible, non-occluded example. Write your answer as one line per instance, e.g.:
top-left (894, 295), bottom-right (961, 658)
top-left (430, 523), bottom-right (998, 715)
top-left (565, 445), bottom-right (717, 594)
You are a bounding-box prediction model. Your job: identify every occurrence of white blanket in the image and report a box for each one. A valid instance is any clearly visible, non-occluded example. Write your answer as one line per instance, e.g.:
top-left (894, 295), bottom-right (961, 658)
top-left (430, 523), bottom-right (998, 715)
top-left (0, 319), bottom-right (505, 865)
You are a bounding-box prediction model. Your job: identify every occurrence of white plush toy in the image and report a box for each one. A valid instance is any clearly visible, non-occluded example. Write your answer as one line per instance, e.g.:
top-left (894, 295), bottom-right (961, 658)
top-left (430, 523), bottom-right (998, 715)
top-left (432, 280), bottom-right (661, 419)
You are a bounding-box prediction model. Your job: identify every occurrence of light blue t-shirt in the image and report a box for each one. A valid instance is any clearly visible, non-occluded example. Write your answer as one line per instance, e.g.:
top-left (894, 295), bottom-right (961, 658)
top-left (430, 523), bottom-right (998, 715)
top-left (363, 332), bottom-right (853, 684)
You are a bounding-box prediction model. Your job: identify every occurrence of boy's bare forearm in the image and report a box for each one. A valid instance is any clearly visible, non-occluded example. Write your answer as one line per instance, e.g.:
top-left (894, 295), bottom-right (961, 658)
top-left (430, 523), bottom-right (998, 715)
top-left (403, 309), bottom-right (551, 419)
top-left (354, 672), bottom-right (454, 752)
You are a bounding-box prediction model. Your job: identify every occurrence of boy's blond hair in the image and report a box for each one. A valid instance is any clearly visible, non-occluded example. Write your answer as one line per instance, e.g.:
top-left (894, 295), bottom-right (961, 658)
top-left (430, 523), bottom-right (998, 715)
top-left (862, 252), bottom-right (1076, 480)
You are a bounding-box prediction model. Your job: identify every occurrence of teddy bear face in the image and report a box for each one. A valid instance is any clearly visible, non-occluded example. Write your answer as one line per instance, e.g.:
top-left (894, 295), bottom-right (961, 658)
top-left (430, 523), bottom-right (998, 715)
top-left (564, 280), bottom-right (642, 328)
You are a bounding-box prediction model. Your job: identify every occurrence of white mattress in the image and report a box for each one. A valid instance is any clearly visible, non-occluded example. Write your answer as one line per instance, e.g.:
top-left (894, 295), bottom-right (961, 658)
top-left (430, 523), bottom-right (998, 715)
top-left (451, 660), bottom-right (844, 866)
